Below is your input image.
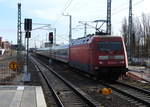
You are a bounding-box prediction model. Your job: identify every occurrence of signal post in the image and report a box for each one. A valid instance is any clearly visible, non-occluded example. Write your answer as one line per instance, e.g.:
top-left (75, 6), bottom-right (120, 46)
top-left (23, 18), bottom-right (32, 82)
top-left (48, 32), bottom-right (54, 64)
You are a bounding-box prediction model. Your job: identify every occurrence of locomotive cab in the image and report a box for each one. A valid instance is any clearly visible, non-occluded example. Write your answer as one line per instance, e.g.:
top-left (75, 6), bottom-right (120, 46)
top-left (69, 35), bottom-right (128, 80)
top-left (91, 36), bottom-right (128, 80)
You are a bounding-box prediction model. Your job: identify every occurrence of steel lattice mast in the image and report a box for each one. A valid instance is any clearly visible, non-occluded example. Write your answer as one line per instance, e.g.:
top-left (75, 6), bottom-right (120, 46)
top-left (128, 0), bottom-right (132, 60)
top-left (17, 3), bottom-right (22, 71)
top-left (107, 0), bottom-right (111, 35)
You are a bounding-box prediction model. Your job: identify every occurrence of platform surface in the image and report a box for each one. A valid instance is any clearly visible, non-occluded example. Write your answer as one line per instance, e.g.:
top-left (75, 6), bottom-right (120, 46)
top-left (128, 66), bottom-right (150, 82)
top-left (128, 71), bottom-right (150, 82)
top-left (0, 85), bottom-right (47, 107)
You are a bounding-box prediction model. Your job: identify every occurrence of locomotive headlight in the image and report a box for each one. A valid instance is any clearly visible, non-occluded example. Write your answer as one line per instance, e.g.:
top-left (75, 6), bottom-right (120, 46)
top-left (99, 61), bottom-right (103, 64)
top-left (99, 56), bottom-right (108, 60)
top-left (114, 55), bottom-right (124, 59)
top-left (94, 66), bottom-right (99, 70)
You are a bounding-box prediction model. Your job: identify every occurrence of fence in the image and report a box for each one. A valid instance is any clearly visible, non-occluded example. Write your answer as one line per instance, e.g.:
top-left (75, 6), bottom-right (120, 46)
top-left (0, 63), bottom-right (21, 84)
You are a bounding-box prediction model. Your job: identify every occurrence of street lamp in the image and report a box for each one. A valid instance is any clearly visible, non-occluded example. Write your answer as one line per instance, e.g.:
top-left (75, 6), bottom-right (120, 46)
top-left (63, 13), bottom-right (72, 62)
top-left (62, 13), bottom-right (72, 43)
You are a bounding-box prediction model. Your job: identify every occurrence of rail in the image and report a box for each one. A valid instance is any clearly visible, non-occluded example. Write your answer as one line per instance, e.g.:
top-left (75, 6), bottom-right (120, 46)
top-left (32, 59), bottom-right (64, 107)
top-left (99, 81), bottom-right (150, 106)
top-left (31, 56), bottom-right (101, 107)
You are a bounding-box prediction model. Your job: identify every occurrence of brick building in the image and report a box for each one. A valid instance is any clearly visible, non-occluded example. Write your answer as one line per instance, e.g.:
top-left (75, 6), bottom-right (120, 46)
top-left (2, 41), bottom-right (10, 49)
top-left (0, 37), bottom-right (11, 49)
top-left (0, 37), bottom-right (2, 48)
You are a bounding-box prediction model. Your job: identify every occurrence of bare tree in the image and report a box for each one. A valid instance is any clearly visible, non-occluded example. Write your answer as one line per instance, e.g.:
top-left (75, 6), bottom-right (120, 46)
top-left (141, 13), bottom-right (150, 58)
top-left (121, 13), bottom-right (150, 65)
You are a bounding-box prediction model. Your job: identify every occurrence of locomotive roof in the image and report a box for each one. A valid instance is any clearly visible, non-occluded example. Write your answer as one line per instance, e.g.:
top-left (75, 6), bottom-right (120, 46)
top-left (70, 35), bottom-right (122, 46)
top-left (37, 35), bottom-right (123, 50)
top-left (94, 35), bottom-right (122, 38)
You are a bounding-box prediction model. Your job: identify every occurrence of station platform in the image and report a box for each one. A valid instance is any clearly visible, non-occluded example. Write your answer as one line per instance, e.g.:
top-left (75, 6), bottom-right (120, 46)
top-left (128, 66), bottom-right (150, 82)
top-left (0, 85), bottom-right (47, 107)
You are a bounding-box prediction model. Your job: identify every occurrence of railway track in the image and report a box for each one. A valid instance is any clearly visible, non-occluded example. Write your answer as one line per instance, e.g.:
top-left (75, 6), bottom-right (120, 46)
top-left (71, 69), bottom-right (150, 106)
top-left (67, 64), bottom-right (150, 106)
top-left (34, 54), bottom-right (150, 106)
top-left (30, 56), bottom-right (101, 107)
top-left (74, 68), bottom-right (150, 106)
top-left (99, 80), bottom-right (150, 106)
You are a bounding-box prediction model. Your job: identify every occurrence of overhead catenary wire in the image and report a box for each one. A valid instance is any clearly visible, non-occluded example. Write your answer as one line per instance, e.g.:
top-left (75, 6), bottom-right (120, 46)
top-left (63, 0), bottom-right (75, 13)
top-left (56, 35), bottom-right (69, 42)
top-left (53, 0), bottom-right (75, 26)
top-left (53, 0), bottom-right (144, 45)
top-left (53, 0), bottom-right (144, 26)
top-left (112, 0), bottom-right (144, 16)
top-left (53, 0), bottom-right (121, 34)
top-left (112, 1), bottom-right (129, 11)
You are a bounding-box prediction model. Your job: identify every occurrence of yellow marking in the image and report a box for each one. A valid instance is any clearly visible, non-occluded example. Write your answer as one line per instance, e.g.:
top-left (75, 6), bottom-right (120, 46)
top-left (97, 88), bottom-right (112, 95)
top-left (9, 61), bottom-right (17, 71)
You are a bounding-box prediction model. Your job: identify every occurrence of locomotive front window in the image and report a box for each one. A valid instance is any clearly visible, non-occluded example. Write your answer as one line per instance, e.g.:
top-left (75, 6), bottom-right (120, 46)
top-left (98, 41), bottom-right (122, 51)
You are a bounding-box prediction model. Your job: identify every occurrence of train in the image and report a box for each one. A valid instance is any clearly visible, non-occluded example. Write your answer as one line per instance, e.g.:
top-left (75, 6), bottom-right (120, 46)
top-left (36, 35), bottom-right (128, 80)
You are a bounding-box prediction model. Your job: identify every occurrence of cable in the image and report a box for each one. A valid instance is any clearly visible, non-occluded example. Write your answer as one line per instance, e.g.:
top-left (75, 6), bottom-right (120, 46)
top-left (53, 0), bottom-right (75, 26)
top-left (112, 1), bottom-right (128, 11)
top-left (53, 0), bottom-right (144, 26)
top-left (112, 0), bottom-right (143, 12)
top-left (57, 35), bottom-right (69, 42)
top-left (112, 0), bottom-right (144, 16)
top-left (63, 0), bottom-right (75, 13)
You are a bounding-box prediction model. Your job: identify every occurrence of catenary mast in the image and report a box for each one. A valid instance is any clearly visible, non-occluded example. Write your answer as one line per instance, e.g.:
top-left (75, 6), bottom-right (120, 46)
top-left (17, 3), bottom-right (22, 71)
top-left (107, 0), bottom-right (111, 35)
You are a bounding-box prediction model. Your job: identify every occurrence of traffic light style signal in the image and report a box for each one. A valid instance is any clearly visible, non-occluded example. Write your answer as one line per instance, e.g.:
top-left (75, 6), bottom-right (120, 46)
top-left (25, 32), bottom-right (31, 38)
top-left (49, 32), bottom-right (53, 44)
top-left (24, 19), bottom-right (32, 31)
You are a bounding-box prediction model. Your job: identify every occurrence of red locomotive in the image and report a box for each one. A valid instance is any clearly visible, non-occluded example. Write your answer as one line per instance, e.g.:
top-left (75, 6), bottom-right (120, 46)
top-left (36, 35), bottom-right (128, 80)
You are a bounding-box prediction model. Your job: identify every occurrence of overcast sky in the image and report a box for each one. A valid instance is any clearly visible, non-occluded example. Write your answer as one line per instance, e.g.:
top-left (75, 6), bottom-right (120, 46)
top-left (0, 0), bottom-right (149, 47)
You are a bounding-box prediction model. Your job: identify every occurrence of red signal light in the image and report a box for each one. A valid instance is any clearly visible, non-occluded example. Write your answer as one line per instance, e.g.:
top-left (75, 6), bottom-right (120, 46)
top-left (49, 32), bottom-right (53, 44)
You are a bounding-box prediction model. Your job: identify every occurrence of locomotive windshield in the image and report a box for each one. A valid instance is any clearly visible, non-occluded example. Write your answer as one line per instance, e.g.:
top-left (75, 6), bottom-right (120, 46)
top-left (98, 41), bottom-right (122, 51)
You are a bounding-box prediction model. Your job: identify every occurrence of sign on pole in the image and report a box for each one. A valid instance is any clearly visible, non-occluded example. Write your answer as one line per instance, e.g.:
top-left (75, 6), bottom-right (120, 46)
top-left (9, 61), bottom-right (17, 71)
